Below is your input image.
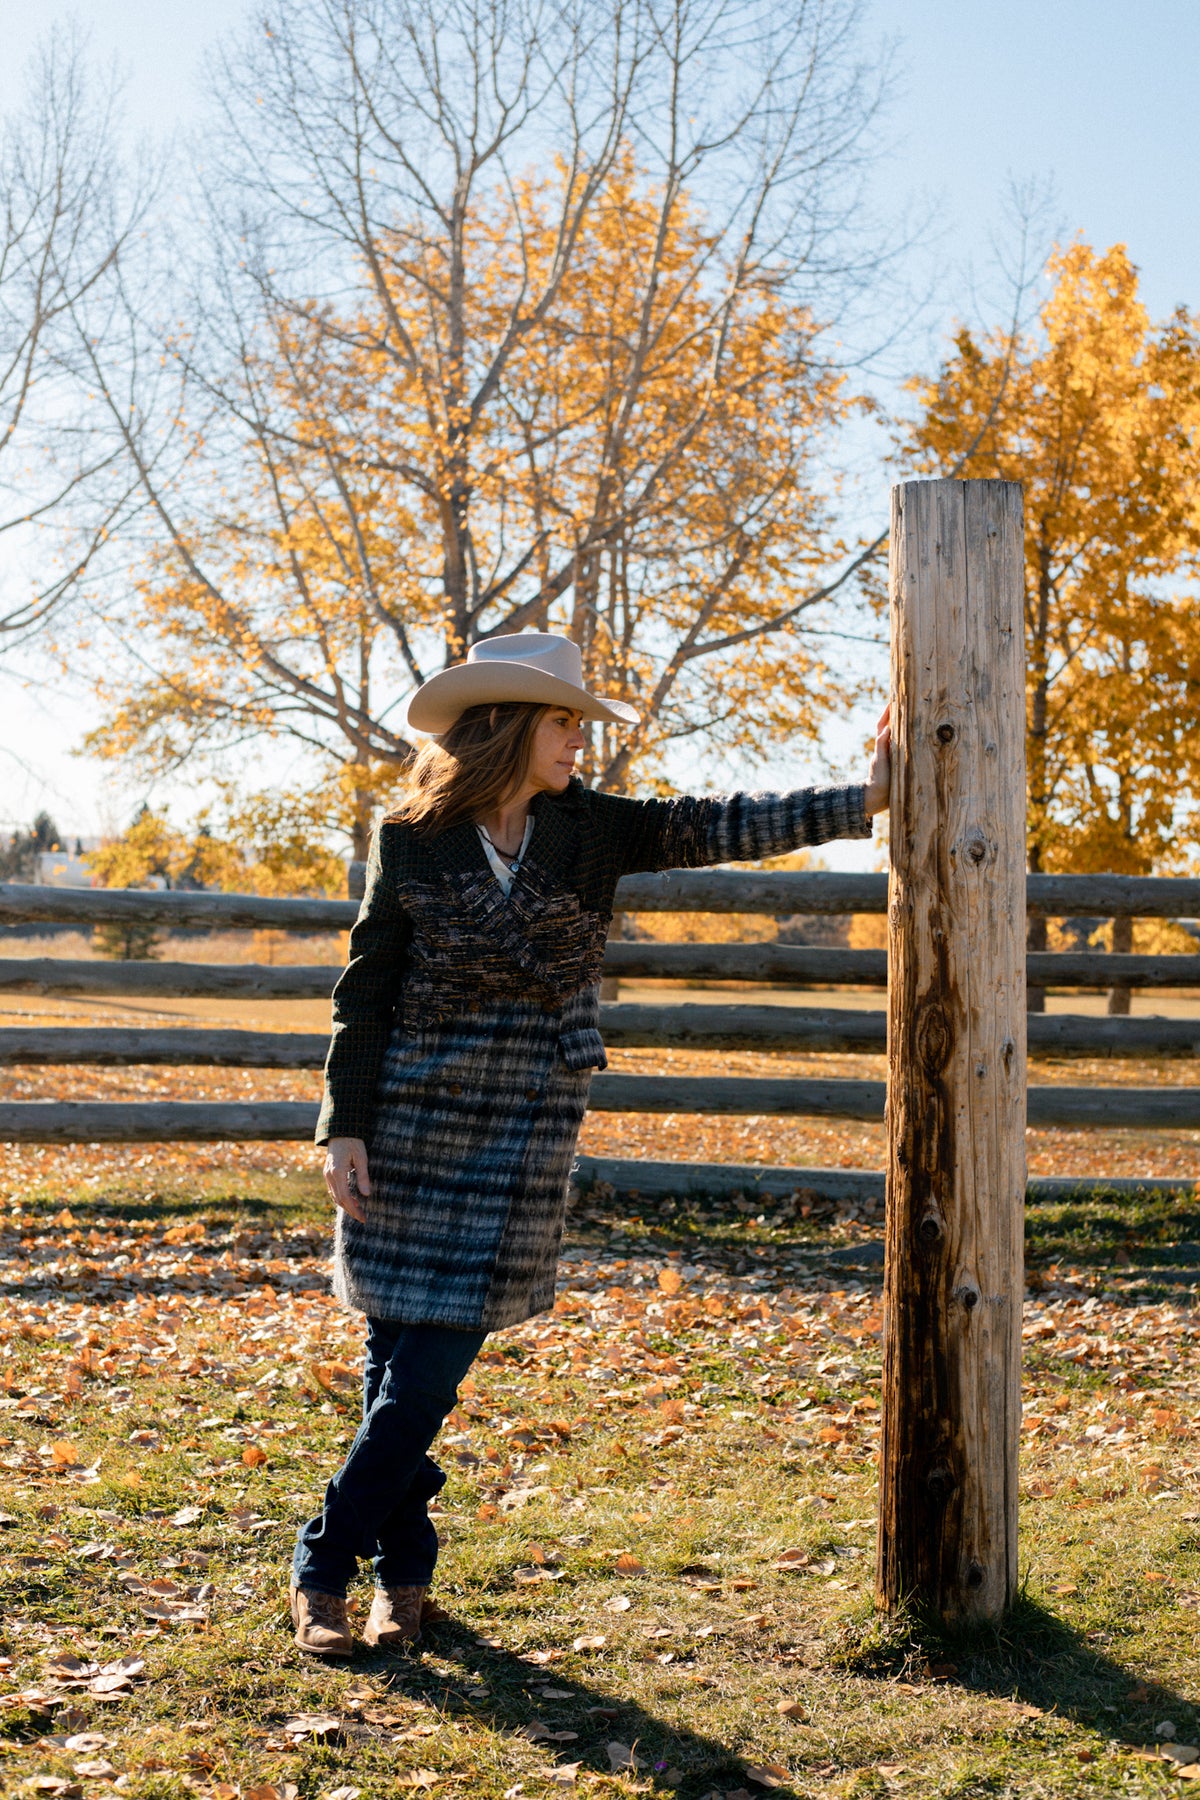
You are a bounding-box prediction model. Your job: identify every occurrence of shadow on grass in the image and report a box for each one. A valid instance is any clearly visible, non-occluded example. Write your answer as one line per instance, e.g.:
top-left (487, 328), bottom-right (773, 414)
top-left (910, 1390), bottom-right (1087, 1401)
top-left (358, 1610), bottom-right (814, 1800)
top-left (829, 1590), bottom-right (1200, 1752)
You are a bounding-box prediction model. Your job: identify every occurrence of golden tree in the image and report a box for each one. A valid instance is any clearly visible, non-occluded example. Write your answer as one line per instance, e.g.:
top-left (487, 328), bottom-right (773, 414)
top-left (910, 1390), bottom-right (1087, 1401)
top-left (71, 0), bottom-right (888, 849)
top-left (904, 241), bottom-right (1200, 1009)
top-left (86, 801), bottom-right (345, 898)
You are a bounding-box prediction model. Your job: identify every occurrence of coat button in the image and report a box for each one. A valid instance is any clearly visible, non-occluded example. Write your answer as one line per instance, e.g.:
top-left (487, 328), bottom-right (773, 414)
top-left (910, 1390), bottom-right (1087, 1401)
top-left (449, 1083), bottom-right (463, 1096)
top-left (525, 1087), bottom-right (540, 1101)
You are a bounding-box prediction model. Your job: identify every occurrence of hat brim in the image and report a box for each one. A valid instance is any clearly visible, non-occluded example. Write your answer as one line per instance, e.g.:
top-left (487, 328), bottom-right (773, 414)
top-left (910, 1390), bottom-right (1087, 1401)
top-left (405, 661), bottom-right (640, 735)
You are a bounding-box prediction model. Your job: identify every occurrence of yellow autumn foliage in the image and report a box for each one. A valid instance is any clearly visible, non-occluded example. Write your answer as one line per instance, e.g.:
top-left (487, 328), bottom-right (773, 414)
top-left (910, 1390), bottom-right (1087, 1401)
top-left (904, 240), bottom-right (1200, 883)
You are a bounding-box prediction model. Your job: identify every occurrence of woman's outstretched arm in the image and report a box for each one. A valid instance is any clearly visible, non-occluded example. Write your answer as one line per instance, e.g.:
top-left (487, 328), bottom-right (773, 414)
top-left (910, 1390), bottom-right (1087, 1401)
top-left (602, 705), bottom-right (891, 875)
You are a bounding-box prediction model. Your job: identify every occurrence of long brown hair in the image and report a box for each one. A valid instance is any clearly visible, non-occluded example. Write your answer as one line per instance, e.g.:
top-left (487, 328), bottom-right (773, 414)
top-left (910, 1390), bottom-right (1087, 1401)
top-left (388, 702), bottom-right (550, 835)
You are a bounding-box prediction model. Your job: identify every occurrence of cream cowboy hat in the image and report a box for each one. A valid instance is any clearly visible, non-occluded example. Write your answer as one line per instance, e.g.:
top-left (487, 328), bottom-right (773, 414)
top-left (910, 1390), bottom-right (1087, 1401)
top-left (405, 632), bottom-right (640, 735)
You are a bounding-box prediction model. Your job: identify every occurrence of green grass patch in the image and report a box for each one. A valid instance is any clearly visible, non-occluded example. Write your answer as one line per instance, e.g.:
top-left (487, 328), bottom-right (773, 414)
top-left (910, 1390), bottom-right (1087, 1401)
top-left (0, 1172), bottom-right (1197, 1796)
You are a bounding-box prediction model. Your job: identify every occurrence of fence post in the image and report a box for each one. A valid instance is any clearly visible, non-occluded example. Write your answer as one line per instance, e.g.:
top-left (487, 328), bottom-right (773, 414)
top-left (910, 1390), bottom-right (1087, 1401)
top-left (877, 478), bottom-right (1027, 1625)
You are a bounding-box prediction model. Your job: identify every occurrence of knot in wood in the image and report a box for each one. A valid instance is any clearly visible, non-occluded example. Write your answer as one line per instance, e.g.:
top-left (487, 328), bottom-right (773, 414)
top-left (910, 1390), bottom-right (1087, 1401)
top-left (1001, 1037), bottom-right (1016, 1074)
top-left (925, 1462), bottom-right (956, 1503)
top-left (955, 1280), bottom-right (981, 1311)
top-left (914, 996), bottom-right (953, 1073)
top-left (966, 1560), bottom-right (986, 1589)
top-left (965, 829), bottom-right (988, 865)
top-left (935, 722), bottom-right (956, 744)
top-left (918, 1208), bottom-right (944, 1247)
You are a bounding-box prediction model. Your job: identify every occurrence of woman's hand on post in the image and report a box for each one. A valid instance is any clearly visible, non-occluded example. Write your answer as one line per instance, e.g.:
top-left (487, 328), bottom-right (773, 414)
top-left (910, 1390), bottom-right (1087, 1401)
top-left (324, 1137), bottom-right (371, 1223)
top-left (864, 703), bottom-right (891, 816)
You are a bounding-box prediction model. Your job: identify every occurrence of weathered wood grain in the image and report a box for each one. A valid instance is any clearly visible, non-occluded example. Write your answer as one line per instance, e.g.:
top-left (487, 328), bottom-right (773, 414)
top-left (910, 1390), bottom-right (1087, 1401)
top-left (587, 1075), bottom-right (886, 1115)
top-left (8, 1007), bottom-right (1200, 1066)
top-left (0, 1102), bottom-right (320, 1142)
top-left (6, 945), bottom-right (1200, 1000)
top-left (0, 959), bottom-right (342, 999)
top-left (10, 867), bottom-right (1200, 927)
top-left (0, 1028), bottom-right (332, 1066)
top-left (2, 1071), bottom-right (1193, 1135)
top-left (879, 478), bottom-right (1026, 1626)
top-left (0, 882), bottom-right (357, 930)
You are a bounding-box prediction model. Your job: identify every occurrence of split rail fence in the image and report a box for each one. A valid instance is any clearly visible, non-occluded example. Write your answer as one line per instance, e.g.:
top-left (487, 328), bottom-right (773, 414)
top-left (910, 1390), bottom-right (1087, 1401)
top-left (3, 871), bottom-right (1200, 1198)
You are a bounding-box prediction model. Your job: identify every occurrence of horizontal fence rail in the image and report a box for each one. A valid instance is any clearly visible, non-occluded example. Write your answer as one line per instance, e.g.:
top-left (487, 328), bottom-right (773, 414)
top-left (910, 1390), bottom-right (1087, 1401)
top-left (0, 1028), bottom-right (333, 1066)
top-left (5, 872), bottom-right (1200, 1169)
top-left (5, 1008), bottom-right (1200, 1065)
top-left (7, 870), bottom-right (1200, 925)
top-left (4, 1080), bottom-right (1200, 1143)
top-left (7, 948), bottom-right (1200, 1000)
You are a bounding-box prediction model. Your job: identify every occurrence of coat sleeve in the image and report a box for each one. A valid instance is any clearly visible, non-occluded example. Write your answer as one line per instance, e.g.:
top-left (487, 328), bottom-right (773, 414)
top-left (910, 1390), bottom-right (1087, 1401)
top-left (315, 824), bottom-right (412, 1146)
top-left (596, 784), bottom-right (874, 876)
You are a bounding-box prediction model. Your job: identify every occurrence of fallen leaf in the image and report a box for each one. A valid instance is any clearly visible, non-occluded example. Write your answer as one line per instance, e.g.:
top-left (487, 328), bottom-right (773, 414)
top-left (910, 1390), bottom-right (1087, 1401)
top-left (614, 1552), bottom-right (645, 1575)
top-left (606, 1741), bottom-right (636, 1771)
top-left (603, 1594), bottom-right (632, 1613)
top-left (45, 1654), bottom-right (98, 1681)
top-left (49, 1442), bottom-right (80, 1468)
top-left (395, 1774), bottom-right (441, 1792)
top-left (542, 1764), bottom-right (581, 1787)
top-left (777, 1701), bottom-right (808, 1720)
top-left (72, 1762), bottom-right (117, 1780)
top-left (657, 1267), bottom-right (683, 1295)
top-left (745, 1764), bottom-right (791, 1789)
top-left (242, 1444), bottom-right (269, 1468)
top-left (284, 1714), bottom-right (342, 1741)
top-left (324, 1789), bottom-right (362, 1800)
top-left (170, 1505), bottom-right (203, 1526)
top-left (572, 1634), bottom-right (606, 1652)
top-left (524, 1721), bottom-right (580, 1744)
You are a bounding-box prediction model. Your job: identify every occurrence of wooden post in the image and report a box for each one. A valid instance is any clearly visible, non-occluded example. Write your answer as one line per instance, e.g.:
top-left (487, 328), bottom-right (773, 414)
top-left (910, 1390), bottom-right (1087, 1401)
top-left (877, 478), bottom-right (1027, 1625)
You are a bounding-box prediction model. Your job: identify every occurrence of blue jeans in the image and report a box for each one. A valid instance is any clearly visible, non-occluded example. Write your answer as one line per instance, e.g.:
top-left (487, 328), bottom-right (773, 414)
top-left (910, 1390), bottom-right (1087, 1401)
top-left (292, 1319), bottom-right (486, 1596)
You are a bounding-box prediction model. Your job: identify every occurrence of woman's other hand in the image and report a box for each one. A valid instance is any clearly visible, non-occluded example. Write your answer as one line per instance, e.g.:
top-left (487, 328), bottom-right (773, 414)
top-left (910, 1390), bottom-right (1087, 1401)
top-left (324, 1137), bottom-right (371, 1223)
top-left (864, 702), bottom-right (891, 816)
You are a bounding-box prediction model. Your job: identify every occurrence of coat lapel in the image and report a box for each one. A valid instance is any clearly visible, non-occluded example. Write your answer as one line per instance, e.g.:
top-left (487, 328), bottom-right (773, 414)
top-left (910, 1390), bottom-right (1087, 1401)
top-left (424, 786), bottom-right (587, 990)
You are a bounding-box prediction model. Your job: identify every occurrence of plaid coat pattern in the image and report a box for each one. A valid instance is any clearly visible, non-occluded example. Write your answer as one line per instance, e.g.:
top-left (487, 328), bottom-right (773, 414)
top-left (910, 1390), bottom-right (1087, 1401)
top-left (319, 778), bottom-right (872, 1330)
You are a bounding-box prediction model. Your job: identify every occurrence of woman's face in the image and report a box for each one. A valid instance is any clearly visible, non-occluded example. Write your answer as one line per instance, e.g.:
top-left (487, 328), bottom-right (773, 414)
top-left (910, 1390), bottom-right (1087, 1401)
top-left (527, 706), bottom-right (586, 792)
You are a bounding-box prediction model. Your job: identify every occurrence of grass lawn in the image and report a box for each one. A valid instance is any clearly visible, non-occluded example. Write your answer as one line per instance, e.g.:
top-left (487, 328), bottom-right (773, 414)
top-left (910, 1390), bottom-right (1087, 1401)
top-left (2, 1159), bottom-right (1200, 1798)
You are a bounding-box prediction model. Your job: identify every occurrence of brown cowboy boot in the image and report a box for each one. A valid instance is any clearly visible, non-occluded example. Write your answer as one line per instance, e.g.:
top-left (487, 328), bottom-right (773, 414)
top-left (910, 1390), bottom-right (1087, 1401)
top-left (362, 1583), bottom-right (428, 1648)
top-left (289, 1581), bottom-right (354, 1659)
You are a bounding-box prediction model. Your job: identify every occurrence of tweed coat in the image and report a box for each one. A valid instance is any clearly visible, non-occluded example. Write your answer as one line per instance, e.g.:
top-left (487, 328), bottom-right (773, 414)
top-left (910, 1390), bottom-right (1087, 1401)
top-left (317, 778), bottom-right (873, 1331)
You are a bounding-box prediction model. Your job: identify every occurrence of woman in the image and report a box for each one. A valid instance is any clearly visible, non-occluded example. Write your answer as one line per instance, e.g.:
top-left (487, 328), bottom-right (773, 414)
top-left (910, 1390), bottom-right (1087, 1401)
top-left (291, 631), bottom-right (891, 1658)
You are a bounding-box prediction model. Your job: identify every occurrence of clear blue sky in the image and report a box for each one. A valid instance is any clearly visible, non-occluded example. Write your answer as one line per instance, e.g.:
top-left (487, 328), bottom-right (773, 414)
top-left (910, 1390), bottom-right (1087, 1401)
top-left (2, 0), bottom-right (1197, 860)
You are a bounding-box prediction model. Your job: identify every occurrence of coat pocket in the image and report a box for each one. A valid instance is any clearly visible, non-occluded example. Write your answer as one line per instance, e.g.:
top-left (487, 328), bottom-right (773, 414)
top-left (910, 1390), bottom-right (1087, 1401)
top-left (557, 1026), bottom-right (608, 1072)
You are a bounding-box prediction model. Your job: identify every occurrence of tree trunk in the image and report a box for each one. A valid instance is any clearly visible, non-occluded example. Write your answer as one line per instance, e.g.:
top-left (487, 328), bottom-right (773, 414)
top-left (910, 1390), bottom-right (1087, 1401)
top-left (1108, 911), bottom-right (1134, 1014)
top-left (600, 909), bottom-right (624, 1000)
top-left (1026, 901), bottom-right (1048, 1013)
top-left (878, 478), bottom-right (1026, 1626)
